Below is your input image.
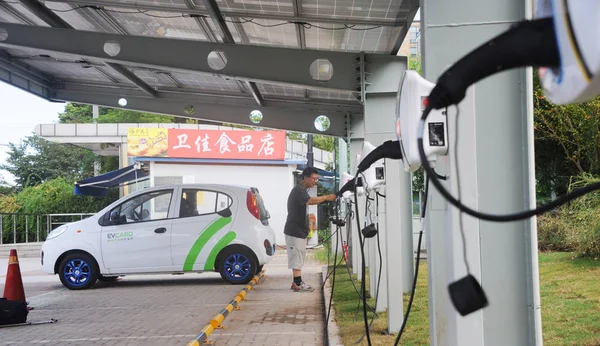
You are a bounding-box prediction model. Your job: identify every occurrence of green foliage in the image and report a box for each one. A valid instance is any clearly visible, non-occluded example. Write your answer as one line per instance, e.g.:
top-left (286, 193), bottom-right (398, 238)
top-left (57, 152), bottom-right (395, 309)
top-left (0, 178), bottom-right (118, 243)
top-left (96, 109), bottom-right (175, 123)
top-left (0, 193), bottom-right (20, 213)
top-left (0, 134), bottom-right (99, 189)
top-left (58, 102), bottom-right (179, 124)
top-left (537, 214), bottom-right (576, 252)
top-left (16, 177), bottom-right (117, 215)
top-left (533, 72), bottom-right (600, 200)
top-left (315, 115), bottom-right (331, 132)
top-left (313, 135), bottom-right (335, 152)
top-left (58, 103), bottom-right (109, 123)
top-left (537, 174), bottom-right (600, 257)
top-left (409, 54), bottom-right (422, 75)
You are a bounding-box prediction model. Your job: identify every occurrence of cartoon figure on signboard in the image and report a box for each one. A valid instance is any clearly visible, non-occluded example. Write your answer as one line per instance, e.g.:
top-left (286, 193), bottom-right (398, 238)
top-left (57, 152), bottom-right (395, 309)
top-left (307, 213), bottom-right (317, 239)
top-left (127, 129), bottom-right (168, 157)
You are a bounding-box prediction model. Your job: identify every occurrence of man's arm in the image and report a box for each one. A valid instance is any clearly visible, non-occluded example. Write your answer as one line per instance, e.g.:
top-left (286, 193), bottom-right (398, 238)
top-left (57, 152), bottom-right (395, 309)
top-left (307, 194), bottom-right (336, 205)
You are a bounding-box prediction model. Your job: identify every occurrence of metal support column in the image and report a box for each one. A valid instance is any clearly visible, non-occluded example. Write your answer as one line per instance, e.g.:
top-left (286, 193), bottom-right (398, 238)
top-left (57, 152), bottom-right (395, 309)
top-left (420, 0), bottom-right (542, 345)
top-left (348, 117), bottom-right (364, 278)
top-left (363, 55), bottom-right (411, 326)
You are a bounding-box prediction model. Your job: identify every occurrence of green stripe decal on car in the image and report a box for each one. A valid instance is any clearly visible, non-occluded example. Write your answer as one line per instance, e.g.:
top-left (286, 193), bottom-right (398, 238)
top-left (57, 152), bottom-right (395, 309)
top-left (183, 216), bottom-right (232, 271)
top-left (204, 231), bottom-right (236, 271)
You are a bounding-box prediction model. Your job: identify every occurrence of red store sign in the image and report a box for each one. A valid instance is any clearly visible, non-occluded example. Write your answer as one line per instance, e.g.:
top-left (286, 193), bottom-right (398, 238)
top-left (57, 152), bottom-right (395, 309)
top-left (166, 129), bottom-right (286, 160)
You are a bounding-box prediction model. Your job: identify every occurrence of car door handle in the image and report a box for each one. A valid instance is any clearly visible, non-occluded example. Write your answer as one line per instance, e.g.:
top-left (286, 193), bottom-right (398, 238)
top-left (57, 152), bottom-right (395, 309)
top-left (154, 227), bottom-right (167, 234)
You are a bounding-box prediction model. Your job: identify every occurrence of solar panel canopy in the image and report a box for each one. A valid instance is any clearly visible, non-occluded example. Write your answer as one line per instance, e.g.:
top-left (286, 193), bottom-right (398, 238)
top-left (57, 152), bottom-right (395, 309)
top-left (0, 0), bottom-right (416, 136)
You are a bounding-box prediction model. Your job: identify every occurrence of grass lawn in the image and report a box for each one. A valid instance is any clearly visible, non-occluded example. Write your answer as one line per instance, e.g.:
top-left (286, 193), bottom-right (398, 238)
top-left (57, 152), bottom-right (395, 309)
top-left (318, 251), bottom-right (600, 346)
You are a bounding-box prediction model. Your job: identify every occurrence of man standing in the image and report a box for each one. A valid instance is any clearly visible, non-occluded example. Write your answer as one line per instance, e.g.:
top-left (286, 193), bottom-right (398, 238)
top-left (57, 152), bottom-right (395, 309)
top-left (284, 167), bottom-right (336, 292)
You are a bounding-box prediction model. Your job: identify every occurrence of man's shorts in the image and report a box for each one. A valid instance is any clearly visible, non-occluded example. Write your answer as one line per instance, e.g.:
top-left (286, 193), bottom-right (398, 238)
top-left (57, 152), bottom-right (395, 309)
top-left (285, 234), bottom-right (307, 270)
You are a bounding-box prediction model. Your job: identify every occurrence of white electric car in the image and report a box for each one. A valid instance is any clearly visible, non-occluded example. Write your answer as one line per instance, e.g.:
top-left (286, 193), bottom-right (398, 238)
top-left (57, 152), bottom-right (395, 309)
top-left (41, 184), bottom-right (276, 290)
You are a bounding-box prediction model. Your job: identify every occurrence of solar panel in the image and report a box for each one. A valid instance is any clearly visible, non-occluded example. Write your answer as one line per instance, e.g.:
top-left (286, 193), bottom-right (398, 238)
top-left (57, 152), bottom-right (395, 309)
top-left (0, 0), bottom-right (415, 121)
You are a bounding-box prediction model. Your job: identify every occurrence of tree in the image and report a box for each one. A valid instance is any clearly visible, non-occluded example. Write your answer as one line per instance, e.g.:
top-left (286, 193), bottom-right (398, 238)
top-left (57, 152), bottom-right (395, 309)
top-left (58, 103), bottom-right (183, 124)
top-left (0, 134), bottom-right (98, 189)
top-left (96, 109), bottom-right (177, 124)
top-left (409, 54), bottom-right (422, 75)
top-left (58, 103), bottom-right (109, 123)
top-left (533, 72), bottom-right (600, 198)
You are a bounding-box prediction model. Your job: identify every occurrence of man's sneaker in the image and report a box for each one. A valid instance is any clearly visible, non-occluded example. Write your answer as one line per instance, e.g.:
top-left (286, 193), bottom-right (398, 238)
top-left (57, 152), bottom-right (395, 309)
top-left (291, 281), bottom-right (315, 292)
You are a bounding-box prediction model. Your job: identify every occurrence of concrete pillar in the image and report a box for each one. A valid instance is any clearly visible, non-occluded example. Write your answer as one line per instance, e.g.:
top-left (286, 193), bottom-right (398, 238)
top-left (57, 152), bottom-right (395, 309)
top-left (420, 0), bottom-right (542, 345)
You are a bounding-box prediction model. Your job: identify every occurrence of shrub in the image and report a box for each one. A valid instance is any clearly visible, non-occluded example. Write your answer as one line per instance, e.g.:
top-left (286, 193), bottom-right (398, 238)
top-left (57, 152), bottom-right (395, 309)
top-left (537, 213), bottom-right (576, 252)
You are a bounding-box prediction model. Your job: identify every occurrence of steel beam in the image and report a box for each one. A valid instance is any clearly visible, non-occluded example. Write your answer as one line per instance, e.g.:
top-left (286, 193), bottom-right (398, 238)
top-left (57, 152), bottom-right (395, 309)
top-left (55, 0), bottom-right (406, 27)
top-left (17, 1), bottom-right (158, 97)
top-left (292, 0), bottom-right (308, 99)
top-left (0, 50), bottom-right (54, 86)
top-left (50, 86), bottom-right (350, 137)
top-left (246, 81), bottom-right (264, 107)
top-left (202, 0), bottom-right (235, 44)
top-left (92, 66), bottom-right (120, 83)
top-left (104, 63), bottom-right (157, 97)
top-left (232, 19), bottom-right (250, 44)
top-left (156, 71), bottom-right (183, 88)
top-left (0, 59), bottom-right (51, 98)
top-left (53, 82), bottom-right (361, 113)
top-left (19, 0), bottom-right (72, 28)
top-left (0, 2), bottom-right (37, 25)
top-left (292, 0), bottom-right (307, 49)
top-left (392, 0), bottom-right (419, 55)
top-left (200, 0), bottom-right (264, 105)
top-left (0, 22), bottom-right (375, 92)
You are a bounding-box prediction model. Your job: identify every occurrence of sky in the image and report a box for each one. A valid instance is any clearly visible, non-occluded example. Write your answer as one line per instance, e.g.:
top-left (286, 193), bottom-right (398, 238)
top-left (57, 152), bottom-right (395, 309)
top-left (0, 82), bottom-right (66, 185)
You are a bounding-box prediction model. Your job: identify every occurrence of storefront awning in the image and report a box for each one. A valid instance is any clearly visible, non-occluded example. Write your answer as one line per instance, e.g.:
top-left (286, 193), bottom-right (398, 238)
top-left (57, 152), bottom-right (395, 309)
top-left (74, 163), bottom-right (148, 197)
top-left (296, 165), bottom-right (337, 177)
top-left (295, 165), bottom-right (337, 190)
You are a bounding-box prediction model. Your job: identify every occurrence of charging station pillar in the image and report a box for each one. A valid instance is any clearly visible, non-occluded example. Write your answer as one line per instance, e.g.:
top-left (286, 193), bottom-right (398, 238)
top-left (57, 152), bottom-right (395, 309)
top-left (363, 55), bottom-right (412, 329)
top-left (348, 126), bottom-right (364, 279)
top-left (420, 1), bottom-right (543, 345)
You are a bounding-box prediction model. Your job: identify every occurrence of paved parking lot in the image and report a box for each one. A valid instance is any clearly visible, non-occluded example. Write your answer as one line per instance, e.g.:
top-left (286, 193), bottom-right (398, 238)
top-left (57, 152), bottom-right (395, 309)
top-left (0, 252), bottom-right (327, 346)
top-left (206, 252), bottom-right (325, 346)
top-left (0, 258), bottom-right (245, 346)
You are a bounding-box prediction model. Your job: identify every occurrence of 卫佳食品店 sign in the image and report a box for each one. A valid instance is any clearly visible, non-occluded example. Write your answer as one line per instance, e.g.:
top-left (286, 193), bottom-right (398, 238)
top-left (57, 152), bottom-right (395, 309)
top-left (127, 128), bottom-right (286, 160)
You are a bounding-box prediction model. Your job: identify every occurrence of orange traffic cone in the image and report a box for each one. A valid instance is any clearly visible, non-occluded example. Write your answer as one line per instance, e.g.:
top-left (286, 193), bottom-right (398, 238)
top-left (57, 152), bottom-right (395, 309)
top-left (3, 249), bottom-right (26, 302)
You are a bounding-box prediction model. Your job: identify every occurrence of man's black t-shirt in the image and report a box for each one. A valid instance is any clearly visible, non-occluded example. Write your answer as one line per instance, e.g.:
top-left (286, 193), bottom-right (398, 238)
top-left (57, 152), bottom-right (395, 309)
top-left (283, 184), bottom-right (311, 239)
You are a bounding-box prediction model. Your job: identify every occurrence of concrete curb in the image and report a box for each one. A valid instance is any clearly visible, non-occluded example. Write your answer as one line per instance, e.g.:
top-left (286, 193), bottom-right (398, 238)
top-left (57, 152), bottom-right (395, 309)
top-left (186, 270), bottom-right (265, 346)
top-left (322, 266), bottom-right (343, 346)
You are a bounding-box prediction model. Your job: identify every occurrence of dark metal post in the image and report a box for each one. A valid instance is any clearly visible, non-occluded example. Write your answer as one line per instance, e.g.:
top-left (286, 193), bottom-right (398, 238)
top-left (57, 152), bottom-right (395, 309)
top-left (307, 134), bottom-right (314, 167)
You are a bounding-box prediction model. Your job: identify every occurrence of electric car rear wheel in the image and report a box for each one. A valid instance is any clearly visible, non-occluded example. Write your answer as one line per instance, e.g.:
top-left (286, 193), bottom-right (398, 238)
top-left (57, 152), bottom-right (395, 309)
top-left (218, 247), bottom-right (257, 284)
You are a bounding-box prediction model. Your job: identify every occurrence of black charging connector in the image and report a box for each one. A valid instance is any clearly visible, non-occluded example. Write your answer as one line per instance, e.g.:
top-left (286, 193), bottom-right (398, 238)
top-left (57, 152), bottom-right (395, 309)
top-left (330, 218), bottom-right (346, 227)
top-left (448, 274), bottom-right (489, 316)
top-left (356, 140), bottom-right (402, 174)
top-left (336, 176), bottom-right (364, 197)
top-left (361, 223), bottom-right (377, 239)
top-left (427, 17), bottom-right (559, 111)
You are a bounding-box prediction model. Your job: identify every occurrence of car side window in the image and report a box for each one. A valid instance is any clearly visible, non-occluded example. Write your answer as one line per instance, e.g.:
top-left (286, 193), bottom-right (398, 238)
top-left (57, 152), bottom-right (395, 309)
top-left (109, 190), bottom-right (173, 224)
top-left (217, 193), bottom-right (232, 212)
top-left (179, 189), bottom-right (232, 218)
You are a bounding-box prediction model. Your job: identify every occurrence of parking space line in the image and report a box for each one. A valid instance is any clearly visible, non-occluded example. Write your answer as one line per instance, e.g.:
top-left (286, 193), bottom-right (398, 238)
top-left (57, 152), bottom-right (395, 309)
top-left (186, 270), bottom-right (265, 346)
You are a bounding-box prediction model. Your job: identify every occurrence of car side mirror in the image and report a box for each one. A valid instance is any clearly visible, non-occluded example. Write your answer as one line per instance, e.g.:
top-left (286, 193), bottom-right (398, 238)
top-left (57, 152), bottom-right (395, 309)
top-left (109, 211), bottom-right (120, 224)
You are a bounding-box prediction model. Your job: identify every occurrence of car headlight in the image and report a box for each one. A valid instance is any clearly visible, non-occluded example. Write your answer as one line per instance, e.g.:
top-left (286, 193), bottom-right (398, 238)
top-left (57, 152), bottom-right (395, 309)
top-left (46, 225), bottom-right (68, 240)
